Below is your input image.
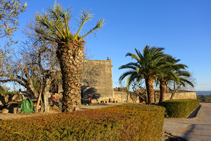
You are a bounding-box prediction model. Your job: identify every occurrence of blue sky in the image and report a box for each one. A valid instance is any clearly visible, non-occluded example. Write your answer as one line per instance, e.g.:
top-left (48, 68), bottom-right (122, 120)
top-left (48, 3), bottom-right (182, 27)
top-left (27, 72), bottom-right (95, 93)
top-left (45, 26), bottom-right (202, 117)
top-left (9, 0), bottom-right (211, 91)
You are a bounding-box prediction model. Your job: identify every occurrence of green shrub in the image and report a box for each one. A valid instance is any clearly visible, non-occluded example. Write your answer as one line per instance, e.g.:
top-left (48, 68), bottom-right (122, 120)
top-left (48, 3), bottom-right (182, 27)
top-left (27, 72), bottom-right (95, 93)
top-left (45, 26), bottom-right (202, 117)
top-left (0, 104), bottom-right (165, 141)
top-left (162, 99), bottom-right (200, 118)
top-left (0, 91), bottom-right (19, 95)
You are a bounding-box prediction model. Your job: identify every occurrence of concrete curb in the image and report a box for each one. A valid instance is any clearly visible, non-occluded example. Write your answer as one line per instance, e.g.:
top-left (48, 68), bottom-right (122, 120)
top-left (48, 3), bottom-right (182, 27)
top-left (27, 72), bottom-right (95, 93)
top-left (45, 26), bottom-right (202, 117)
top-left (187, 104), bottom-right (202, 119)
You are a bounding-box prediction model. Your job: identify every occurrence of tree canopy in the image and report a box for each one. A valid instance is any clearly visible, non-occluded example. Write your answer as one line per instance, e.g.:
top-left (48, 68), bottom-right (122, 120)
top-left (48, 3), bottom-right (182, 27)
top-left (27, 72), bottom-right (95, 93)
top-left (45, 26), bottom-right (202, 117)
top-left (0, 0), bottom-right (27, 40)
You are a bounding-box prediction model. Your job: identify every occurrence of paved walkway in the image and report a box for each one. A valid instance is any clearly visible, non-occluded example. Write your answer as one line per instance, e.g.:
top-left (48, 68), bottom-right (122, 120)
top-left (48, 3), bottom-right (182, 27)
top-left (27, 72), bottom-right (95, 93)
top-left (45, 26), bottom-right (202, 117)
top-left (163, 103), bottom-right (211, 141)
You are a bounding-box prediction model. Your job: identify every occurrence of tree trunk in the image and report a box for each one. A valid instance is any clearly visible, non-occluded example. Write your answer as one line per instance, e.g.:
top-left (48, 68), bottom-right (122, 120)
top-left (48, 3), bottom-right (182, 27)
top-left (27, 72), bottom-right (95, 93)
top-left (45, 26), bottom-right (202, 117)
top-left (36, 91), bottom-right (42, 112)
top-left (170, 84), bottom-right (181, 99)
top-left (43, 93), bottom-right (49, 112)
top-left (145, 77), bottom-right (154, 104)
top-left (42, 78), bottom-right (52, 112)
top-left (159, 81), bottom-right (166, 104)
top-left (56, 41), bottom-right (84, 112)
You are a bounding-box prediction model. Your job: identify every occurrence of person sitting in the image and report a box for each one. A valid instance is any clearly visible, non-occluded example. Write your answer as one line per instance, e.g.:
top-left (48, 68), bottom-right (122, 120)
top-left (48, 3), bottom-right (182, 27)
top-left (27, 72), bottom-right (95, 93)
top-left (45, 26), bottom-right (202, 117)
top-left (19, 89), bottom-right (24, 100)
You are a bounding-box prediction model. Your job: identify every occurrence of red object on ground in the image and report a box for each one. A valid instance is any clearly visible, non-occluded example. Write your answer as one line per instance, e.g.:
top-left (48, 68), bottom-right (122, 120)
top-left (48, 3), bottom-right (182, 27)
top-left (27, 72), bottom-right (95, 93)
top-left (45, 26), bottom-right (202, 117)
top-left (88, 94), bottom-right (92, 105)
top-left (51, 94), bottom-right (56, 105)
top-left (55, 95), bottom-right (60, 104)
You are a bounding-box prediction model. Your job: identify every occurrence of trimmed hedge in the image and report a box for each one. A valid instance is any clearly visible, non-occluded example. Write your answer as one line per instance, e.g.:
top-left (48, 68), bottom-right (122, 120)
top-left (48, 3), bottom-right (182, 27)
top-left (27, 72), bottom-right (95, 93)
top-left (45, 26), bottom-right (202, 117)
top-left (162, 99), bottom-right (200, 118)
top-left (0, 91), bottom-right (19, 95)
top-left (0, 104), bottom-right (165, 141)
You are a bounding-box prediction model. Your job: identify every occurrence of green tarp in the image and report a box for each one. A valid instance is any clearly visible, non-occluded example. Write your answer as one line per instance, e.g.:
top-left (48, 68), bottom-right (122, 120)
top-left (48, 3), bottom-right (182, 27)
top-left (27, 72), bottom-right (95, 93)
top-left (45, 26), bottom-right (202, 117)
top-left (19, 99), bottom-right (34, 113)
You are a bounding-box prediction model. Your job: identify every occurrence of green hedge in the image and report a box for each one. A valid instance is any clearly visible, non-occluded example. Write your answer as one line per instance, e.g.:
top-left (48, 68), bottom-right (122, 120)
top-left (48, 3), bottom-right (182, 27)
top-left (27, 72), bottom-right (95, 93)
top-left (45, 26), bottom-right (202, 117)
top-left (0, 91), bottom-right (19, 95)
top-left (0, 104), bottom-right (165, 141)
top-left (162, 99), bottom-right (200, 118)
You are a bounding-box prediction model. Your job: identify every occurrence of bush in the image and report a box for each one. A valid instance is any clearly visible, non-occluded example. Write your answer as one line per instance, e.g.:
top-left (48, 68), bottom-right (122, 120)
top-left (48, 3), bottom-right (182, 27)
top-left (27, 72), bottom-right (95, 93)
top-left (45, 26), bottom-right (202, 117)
top-left (162, 99), bottom-right (200, 118)
top-left (0, 91), bottom-right (19, 95)
top-left (197, 95), bottom-right (211, 102)
top-left (0, 104), bottom-right (165, 141)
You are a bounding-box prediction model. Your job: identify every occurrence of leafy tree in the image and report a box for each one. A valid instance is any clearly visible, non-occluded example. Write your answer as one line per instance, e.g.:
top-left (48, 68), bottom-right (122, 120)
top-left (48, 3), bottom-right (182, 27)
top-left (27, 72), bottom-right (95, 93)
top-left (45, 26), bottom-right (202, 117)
top-left (0, 21), bottom-right (60, 112)
top-left (169, 70), bottom-right (194, 99)
top-left (119, 45), bottom-right (167, 104)
top-left (0, 0), bottom-right (27, 40)
top-left (0, 0), bottom-right (27, 75)
top-left (197, 95), bottom-right (211, 102)
top-left (35, 2), bottom-right (104, 112)
top-left (130, 80), bottom-right (147, 103)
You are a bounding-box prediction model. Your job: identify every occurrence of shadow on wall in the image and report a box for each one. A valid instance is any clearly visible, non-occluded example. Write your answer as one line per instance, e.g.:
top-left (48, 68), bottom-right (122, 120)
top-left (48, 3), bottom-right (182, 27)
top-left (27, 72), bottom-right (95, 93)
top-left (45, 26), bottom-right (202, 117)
top-left (81, 60), bottom-right (103, 103)
top-left (82, 86), bottom-right (101, 102)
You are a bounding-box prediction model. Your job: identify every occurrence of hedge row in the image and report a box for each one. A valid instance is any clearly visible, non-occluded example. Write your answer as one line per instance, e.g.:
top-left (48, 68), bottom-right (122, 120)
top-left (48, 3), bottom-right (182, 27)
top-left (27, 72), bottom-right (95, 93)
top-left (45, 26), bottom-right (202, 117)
top-left (162, 99), bottom-right (200, 118)
top-left (0, 104), bottom-right (165, 141)
top-left (0, 91), bottom-right (19, 95)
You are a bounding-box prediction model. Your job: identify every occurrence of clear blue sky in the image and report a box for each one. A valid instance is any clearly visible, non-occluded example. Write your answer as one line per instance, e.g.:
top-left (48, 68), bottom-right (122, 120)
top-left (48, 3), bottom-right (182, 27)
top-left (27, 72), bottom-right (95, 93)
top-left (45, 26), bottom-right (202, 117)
top-left (11, 0), bottom-right (211, 91)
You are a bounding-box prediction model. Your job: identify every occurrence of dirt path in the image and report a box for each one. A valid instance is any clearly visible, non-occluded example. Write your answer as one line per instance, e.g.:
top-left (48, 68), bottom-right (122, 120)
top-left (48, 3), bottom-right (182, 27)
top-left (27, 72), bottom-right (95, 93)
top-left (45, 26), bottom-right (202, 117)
top-left (0, 110), bottom-right (62, 120)
top-left (163, 103), bottom-right (211, 141)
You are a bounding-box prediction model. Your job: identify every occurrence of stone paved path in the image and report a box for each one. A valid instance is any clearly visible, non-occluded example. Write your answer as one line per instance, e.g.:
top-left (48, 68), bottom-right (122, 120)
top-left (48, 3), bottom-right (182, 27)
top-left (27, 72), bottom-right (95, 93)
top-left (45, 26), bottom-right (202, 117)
top-left (163, 103), bottom-right (211, 141)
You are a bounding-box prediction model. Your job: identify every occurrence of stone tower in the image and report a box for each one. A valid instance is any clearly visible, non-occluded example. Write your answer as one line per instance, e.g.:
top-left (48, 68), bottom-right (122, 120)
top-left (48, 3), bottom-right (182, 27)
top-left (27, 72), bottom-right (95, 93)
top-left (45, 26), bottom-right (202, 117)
top-left (82, 58), bottom-right (114, 102)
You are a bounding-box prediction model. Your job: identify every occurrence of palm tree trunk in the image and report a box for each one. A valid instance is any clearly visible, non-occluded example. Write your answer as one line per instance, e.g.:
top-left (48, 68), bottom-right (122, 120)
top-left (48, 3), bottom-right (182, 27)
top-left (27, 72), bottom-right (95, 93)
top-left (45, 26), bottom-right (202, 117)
top-left (57, 41), bottom-right (84, 112)
top-left (145, 77), bottom-right (154, 104)
top-left (159, 81), bottom-right (166, 104)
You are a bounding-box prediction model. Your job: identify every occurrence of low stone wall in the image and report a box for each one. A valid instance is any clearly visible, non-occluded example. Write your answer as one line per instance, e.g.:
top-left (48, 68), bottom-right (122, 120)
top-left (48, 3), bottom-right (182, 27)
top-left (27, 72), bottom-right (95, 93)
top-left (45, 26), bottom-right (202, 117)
top-left (113, 91), bottom-right (126, 103)
top-left (164, 92), bottom-right (197, 100)
top-left (113, 91), bottom-right (139, 103)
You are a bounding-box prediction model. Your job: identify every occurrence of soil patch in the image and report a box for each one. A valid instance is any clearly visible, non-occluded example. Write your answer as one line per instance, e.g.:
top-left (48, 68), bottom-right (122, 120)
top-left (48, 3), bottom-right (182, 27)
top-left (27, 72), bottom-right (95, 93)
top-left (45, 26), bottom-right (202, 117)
top-left (0, 109), bottom-right (62, 120)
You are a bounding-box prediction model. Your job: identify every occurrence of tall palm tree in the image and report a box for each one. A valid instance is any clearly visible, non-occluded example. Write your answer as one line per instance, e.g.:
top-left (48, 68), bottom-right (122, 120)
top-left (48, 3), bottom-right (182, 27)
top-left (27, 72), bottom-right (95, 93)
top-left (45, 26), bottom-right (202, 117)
top-left (156, 57), bottom-right (194, 103)
top-left (156, 57), bottom-right (186, 103)
top-left (119, 45), bottom-right (168, 104)
top-left (35, 3), bottom-right (104, 112)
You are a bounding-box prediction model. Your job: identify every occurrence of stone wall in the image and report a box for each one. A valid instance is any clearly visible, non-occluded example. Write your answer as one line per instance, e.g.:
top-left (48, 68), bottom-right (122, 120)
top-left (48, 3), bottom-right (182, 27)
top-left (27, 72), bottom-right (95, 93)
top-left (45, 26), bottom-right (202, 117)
top-left (113, 91), bottom-right (196, 103)
top-left (164, 92), bottom-right (197, 100)
top-left (82, 59), bottom-right (114, 102)
top-left (113, 90), bottom-right (139, 103)
top-left (113, 91), bottom-right (126, 103)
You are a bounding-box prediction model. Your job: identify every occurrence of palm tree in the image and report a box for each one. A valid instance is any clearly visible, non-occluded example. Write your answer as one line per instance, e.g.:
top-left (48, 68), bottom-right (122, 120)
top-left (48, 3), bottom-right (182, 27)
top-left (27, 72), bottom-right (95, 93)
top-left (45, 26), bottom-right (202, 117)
top-left (35, 3), bottom-right (104, 112)
top-left (119, 45), bottom-right (168, 104)
top-left (156, 57), bottom-right (187, 103)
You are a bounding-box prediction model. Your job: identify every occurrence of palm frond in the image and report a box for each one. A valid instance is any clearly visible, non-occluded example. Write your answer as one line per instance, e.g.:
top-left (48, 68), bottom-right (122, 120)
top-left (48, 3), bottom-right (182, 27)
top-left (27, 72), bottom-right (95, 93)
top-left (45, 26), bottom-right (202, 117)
top-left (126, 73), bottom-right (139, 90)
top-left (179, 77), bottom-right (194, 88)
top-left (79, 19), bottom-right (105, 41)
top-left (119, 70), bottom-right (137, 82)
top-left (119, 62), bottom-right (139, 70)
top-left (74, 10), bottom-right (92, 40)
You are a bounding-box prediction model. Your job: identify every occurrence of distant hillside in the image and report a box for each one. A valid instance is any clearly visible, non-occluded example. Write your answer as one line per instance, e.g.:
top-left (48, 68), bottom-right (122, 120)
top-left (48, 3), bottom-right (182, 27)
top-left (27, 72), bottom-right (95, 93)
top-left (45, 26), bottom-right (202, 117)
top-left (196, 91), bottom-right (211, 95)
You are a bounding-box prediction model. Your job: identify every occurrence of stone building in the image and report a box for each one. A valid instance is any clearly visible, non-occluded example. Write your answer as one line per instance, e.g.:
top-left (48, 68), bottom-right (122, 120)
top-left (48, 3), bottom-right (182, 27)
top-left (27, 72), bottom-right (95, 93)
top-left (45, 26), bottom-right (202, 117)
top-left (82, 58), bottom-right (140, 103)
top-left (82, 58), bottom-right (114, 102)
top-left (55, 58), bottom-right (197, 104)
